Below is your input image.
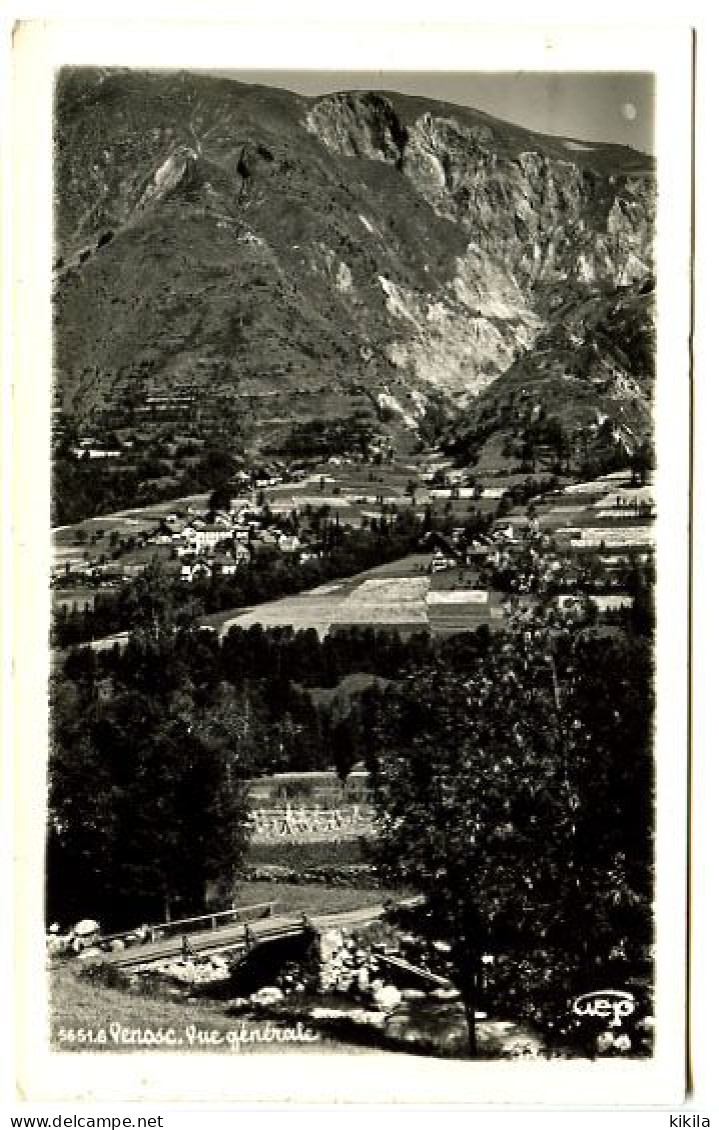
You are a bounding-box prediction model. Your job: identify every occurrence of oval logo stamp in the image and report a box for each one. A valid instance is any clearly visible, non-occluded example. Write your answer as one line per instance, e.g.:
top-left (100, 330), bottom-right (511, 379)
top-left (571, 990), bottom-right (636, 1027)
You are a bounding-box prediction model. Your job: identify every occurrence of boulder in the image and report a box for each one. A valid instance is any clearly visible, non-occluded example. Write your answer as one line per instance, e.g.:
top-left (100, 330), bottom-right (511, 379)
top-left (109, 938), bottom-right (126, 952)
top-left (74, 918), bottom-right (101, 937)
top-left (319, 928), bottom-right (343, 961)
top-left (46, 936), bottom-right (71, 957)
top-left (167, 962), bottom-right (191, 980)
top-left (372, 984), bottom-right (402, 1011)
top-left (251, 986), bottom-right (284, 1006)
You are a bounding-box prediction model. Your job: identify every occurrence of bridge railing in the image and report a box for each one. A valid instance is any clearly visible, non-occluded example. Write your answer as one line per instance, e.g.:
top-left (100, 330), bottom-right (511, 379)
top-left (97, 900), bottom-right (276, 947)
top-left (151, 901), bottom-right (276, 940)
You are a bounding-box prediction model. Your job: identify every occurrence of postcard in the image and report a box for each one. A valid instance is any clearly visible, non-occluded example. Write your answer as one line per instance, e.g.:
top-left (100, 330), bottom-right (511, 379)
top-left (8, 15), bottom-right (692, 1107)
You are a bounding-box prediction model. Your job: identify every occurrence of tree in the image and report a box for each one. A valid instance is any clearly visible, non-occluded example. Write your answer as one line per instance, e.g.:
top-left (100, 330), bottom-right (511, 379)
top-left (371, 612), bottom-right (653, 1055)
top-left (630, 440), bottom-right (655, 487)
top-left (48, 666), bottom-right (251, 929)
top-left (209, 484), bottom-right (233, 513)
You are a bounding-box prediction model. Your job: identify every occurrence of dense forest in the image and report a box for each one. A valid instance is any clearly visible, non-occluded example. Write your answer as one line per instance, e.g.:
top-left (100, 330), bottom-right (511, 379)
top-left (49, 581), bottom-right (653, 940)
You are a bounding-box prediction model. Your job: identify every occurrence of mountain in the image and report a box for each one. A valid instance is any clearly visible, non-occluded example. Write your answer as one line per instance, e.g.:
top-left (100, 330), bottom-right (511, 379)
top-left (53, 68), bottom-right (655, 461)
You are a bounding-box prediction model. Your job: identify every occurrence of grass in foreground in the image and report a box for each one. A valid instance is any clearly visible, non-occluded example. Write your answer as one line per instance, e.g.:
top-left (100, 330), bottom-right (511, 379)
top-left (49, 962), bottom-right (373, 1055)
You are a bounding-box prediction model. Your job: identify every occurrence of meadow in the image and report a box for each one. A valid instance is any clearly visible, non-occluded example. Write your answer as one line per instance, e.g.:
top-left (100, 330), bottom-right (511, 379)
top-left (203, 554), bottom-right (506, 640)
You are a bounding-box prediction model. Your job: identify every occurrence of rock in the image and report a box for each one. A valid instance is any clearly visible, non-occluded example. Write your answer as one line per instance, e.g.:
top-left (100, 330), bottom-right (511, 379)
top-left (595, 1031), bottom-right (615, 1054)
top-left (318, 928), bottom-right (343, 961)
top-left (504, 1037), bottom-right (539, 1058)
top-left (401, 989), bottom-right (426, 1001)
top-left (167, 962), bottom-right (190, 980)
top-left (46, 936), bottom-right (71, 957)
top-left (109, 938), bottom-right (125, 952)
top-left (357, 967), bottom-right (371, 992)
top-left (73, 918), bottom-right (101, 937)
top-left (251, 986), bottom-right (284, 1006)
top-left (77, 946), bottom-right (103, 959)
top-left (372, 984), bottom-right (402, 1011)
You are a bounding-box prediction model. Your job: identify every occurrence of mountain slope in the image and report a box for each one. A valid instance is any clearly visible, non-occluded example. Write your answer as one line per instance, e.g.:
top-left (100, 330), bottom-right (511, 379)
top-left (53, 69), bottom-right (655, 457)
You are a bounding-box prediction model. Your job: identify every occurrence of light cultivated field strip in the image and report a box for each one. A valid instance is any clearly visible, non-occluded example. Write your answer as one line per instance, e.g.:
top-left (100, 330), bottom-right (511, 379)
top-left (332, 605), bottom-right (429, 624)
top-left (428, 612), bottom-right (493, 624)
top-left (571, 527), bottom-right (655, 546)
top-left (426, 590), bottom-right (489, 605)
top-left (564, 481), bottom-right (622, 495)
top-left (307, 582), bottom-right (347, 596)
top-left (342, 578), bottom-right (430, 605)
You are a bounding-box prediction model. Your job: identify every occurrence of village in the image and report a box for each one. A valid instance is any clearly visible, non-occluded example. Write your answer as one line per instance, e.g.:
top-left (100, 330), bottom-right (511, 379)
top-left (51, 440), bottom-right (655, 650)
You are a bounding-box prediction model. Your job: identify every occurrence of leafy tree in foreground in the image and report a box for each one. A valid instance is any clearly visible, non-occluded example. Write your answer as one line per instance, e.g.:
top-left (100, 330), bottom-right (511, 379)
top-left (47, 673), bottom-right (251, 928)
top-left (371, 612), bottom-right (653, 1056)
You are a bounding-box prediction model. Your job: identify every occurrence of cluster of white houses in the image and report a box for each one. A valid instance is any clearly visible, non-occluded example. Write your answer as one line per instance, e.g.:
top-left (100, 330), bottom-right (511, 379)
top-left (147, 506), bottom-right (315, 583)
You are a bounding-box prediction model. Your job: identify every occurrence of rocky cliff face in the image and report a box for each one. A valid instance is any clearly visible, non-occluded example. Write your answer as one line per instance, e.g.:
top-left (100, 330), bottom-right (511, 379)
top-left (306, 92), bottom-right (653, 290)
top-left (53, 70), bottom-right (655, 455)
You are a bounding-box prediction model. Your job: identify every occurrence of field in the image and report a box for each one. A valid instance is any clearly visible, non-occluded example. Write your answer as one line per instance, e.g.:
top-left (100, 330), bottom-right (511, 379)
top-left (233, 881), bottom-right (393, 918)
top-left (52, 491), bottom-right (213, 535)
top-left (248, 840), bottom-right (369, 868)
top-left (51, 491), bottom-right (213, 578)
top-left (202, 555), bottom-right (507, 640)
top-left (500, 471), bottom-right (655, 549)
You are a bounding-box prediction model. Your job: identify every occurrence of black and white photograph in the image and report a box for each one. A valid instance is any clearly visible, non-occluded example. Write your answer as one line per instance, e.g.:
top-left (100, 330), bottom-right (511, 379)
top-left (7, 16), bottom-right (693, 1109)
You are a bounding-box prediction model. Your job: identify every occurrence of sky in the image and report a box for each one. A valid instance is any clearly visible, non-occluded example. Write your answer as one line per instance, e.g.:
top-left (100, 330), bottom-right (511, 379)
top-left (215, 70), bottom-right (654, 154)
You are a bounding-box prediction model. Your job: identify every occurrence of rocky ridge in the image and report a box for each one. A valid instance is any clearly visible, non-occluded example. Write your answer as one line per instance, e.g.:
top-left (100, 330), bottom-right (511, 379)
top-left (53, 70), bottom-right (655, 455)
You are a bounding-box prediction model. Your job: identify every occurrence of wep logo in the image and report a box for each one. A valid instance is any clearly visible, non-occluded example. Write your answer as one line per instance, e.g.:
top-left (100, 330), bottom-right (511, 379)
top-left (571, 990), bottom-right (636, 1028)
